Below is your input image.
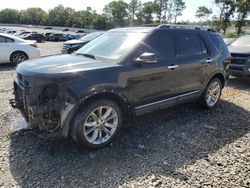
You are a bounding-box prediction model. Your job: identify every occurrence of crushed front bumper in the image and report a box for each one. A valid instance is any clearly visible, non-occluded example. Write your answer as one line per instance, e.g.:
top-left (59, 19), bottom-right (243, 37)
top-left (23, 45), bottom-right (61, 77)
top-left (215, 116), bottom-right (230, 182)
top-left (10, 77), bottom-right (75, 131)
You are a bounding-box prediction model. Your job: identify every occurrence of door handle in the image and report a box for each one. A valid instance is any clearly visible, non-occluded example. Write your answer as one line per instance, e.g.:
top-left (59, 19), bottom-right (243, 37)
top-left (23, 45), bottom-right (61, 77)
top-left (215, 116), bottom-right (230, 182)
top-left (168, 65), bottom-right (179, 69)
top-left (206, 59), bottom-right (213, 63)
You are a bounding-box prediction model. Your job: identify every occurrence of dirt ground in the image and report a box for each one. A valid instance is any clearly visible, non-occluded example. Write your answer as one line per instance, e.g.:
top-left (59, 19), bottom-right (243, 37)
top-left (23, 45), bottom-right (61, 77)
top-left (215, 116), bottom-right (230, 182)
top-left (0, 41), bottom-right (249, 188)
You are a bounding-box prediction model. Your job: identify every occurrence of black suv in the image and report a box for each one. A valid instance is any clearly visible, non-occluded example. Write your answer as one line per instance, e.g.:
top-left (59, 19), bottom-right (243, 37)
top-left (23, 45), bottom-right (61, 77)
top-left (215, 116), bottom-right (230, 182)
top-left (10, 25), bottom-right (230, 149)
top-left (49, 33), bottom-right (68, 42)
top-left (21, 33), bottom-right (46, 43)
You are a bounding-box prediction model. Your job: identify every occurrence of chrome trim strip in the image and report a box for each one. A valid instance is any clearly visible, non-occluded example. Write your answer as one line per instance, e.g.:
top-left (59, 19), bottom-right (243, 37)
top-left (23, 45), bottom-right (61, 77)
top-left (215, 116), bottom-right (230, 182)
top-left (135, 90), bottom-right (200, 110)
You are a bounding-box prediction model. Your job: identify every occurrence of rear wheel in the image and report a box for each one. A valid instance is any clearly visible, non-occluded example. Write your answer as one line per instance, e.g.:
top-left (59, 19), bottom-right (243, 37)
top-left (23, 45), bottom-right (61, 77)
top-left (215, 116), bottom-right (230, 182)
top-left (70, 99), bottom-right (123, 149)
top-left (10, 52), bottom-right (28, 64)
top-left (200, 78), bottom-right (222, 109)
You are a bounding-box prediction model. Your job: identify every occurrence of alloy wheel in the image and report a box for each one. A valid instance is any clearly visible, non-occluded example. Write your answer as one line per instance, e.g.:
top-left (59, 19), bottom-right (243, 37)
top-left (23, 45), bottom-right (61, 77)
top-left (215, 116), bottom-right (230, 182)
top-left (12, 53), bottom-right (27, 64)
top-left (206, 81), bottom-right (221, 107)
top-left (83, 106), bottom-right (118, 145)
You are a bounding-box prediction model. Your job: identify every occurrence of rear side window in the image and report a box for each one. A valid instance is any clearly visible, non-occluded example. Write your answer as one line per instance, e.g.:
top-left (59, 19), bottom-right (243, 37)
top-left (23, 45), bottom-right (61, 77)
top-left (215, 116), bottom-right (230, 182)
top-left (147, 33), bottom-right (175, 58)
top-left (6, 37), bottom-right (14, 42)
top-left (210, 34), bottom-right (226, 51)
top-left (0, 36), bottom-right (14, 43)
top-left (0, 36), bottom-right (6, 43)
top-left (176, 34), bottom-right (207, 56)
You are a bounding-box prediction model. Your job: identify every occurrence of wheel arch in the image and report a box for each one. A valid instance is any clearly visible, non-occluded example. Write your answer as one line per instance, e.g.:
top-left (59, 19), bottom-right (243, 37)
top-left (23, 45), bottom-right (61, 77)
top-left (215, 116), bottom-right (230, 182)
top-left (9, 50), bottom-right (29, 62)
top-left (62, 90), bottom-right (131, 137)
top-left (209, 72), bottom-right (226, 88)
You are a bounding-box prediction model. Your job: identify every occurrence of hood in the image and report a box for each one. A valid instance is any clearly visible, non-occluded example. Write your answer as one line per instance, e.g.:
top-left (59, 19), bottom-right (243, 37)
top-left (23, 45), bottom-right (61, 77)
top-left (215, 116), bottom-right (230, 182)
top-left (64, 39), bottom-right (87, 45)
top-left (17, 54), bottom-right (118, 77)
top-left (228, 46), bottom-right (250, 54)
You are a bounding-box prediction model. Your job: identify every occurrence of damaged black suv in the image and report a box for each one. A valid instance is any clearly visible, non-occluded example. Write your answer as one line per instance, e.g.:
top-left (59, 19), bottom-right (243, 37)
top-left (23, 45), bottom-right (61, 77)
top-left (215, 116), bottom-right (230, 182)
top-left (11, 25), bottom-right (230, 149)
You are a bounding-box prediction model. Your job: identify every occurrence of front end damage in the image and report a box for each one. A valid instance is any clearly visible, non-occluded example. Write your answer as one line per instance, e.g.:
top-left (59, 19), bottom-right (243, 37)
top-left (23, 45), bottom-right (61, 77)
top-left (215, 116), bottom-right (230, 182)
top-left (10, 73), bottom-right (76, 133)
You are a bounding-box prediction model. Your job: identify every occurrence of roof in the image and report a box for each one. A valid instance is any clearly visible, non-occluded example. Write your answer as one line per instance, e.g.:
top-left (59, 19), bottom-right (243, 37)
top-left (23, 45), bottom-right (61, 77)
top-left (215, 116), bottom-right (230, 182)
top-left (109, 27), bottom-right (155, 33)
top-left (108, 24), bottom-right (216, 33)
top-left (0, 33), bottom-right (25, 41)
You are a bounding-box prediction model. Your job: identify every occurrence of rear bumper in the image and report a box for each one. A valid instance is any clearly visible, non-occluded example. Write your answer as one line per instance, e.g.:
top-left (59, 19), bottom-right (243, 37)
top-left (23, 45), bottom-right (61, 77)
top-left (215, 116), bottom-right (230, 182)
top-left (28, 49), bottom-right (40, 60)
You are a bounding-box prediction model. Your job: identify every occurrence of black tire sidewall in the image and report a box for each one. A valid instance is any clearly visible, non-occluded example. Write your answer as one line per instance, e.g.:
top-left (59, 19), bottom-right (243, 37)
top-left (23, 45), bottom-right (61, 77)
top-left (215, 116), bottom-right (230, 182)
top-left (201, 78), bottom-right (222, 109)
top-left (71, 99), bottom-right (123, 149)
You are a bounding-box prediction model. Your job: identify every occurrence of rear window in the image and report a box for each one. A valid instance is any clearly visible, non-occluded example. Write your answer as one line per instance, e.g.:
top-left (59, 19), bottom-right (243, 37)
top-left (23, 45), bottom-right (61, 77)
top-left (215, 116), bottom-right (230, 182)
top-left (209, 34), bottom-right (227, 51)
top-left (176, 34), bottom-right (207, 56)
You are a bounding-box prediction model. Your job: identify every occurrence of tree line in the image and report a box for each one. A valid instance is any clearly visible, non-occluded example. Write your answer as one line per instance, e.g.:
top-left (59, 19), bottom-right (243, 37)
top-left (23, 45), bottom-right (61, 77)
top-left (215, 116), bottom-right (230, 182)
top-left (0, 0), bottom-right (249, 35)
top-left (195, 0), bottom-right (249, 35)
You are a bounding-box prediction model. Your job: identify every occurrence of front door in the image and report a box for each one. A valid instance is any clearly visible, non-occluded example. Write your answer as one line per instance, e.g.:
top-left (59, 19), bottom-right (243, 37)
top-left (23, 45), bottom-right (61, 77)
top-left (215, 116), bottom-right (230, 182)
top-left (129, 31), bottom-right (182, 109)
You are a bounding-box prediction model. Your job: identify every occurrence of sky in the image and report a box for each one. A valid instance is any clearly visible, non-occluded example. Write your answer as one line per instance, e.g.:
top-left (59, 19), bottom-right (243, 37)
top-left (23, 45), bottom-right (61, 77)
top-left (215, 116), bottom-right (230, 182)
top-left (0, 0), bottom-right (218, 22)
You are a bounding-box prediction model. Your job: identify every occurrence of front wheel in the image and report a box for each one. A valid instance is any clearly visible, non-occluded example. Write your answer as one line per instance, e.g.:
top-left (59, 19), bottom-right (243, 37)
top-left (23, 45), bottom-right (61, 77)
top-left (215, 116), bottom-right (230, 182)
top-left (200, 78), bottom-right (222, 109)
top-left (70, 99), bottom-right (123, 149)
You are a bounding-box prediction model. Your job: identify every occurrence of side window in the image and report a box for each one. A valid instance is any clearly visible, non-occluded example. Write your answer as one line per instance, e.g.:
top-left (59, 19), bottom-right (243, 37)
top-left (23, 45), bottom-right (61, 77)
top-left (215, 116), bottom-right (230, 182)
top-left (0, 36), bottom-right (13, 43)
top-left (147, 33), bottom-right (175, 58)
top-left (6, 37), bottom-right (14, 43)
top-left (210, 34), bottom-right (226, 51)
top-left (0, 36), bottom-right (6, 43)
top-left (200, 39), bottom-right (207, 54)
top-left (176, 34), bottom-right (207, 56)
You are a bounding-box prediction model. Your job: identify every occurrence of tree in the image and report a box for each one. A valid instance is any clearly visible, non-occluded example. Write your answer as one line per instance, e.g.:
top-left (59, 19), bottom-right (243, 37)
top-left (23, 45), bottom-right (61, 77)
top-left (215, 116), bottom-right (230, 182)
top-left (154, 0), bottom-right (174, 23)
top-left (48, 5), bottom-right (75, 26)
top-left (235, 0), bottom-right (250, 35)
top-left (154, 0), bottom-right (164, 22)
top-left (195, 6), bottom-right (213, 25)
top-left (172, 0), bottom-right (186, 23)
top-left (103, 0), bottom-right (129, 27)
top-left (215, 0), bottom-right (236, 34)
top-left (92, 14), bottom-right (113, 30)
top-left (128, 0), bottom-right (142, 25)
top-left (0, 9), bottom-right (20, 24)
top-left (19, 8), bottom-right (48, 25)
top-left (137, 2), bottom-right (158, 24)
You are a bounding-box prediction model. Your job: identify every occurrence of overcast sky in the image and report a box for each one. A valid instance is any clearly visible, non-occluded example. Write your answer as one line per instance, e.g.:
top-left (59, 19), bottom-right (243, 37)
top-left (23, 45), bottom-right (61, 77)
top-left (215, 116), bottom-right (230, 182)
top-left (0, 0), bottom-right (218, 22)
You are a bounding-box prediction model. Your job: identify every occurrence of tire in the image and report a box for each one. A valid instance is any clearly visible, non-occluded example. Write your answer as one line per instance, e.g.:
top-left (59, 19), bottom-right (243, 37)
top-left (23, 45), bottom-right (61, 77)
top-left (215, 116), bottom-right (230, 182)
top-left (10, 51), bottom-right (28, 64)
top-left (70, 99), bottom-right (123, 149)
top-left (200, 78), bottom-right (222, 109)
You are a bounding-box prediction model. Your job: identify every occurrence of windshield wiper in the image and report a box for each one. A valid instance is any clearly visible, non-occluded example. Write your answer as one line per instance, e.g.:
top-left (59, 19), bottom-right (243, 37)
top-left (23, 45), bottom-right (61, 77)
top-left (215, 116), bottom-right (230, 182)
top-left (76, 53), bottom-right (96, 59)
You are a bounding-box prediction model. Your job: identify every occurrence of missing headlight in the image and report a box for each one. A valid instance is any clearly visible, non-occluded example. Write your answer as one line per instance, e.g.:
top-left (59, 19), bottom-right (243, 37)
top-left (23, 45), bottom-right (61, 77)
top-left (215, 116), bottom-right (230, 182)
top-left (40, 84), bottom-right (59, 101)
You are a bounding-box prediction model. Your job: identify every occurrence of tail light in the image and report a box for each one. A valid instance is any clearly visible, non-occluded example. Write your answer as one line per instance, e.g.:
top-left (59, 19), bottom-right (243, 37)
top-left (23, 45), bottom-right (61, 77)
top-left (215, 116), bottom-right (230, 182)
top-left (30, 43), bottom-right (37, 48)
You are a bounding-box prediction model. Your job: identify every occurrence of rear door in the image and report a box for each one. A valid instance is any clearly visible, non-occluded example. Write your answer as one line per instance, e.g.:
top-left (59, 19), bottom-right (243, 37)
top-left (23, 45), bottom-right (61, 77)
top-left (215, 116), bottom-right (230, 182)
top-left (175, 32), bottom-right (211, 94)
top-left (0, 36), bottom-right (13, 63)
top-left (130, 30), bottom-right (182, 108)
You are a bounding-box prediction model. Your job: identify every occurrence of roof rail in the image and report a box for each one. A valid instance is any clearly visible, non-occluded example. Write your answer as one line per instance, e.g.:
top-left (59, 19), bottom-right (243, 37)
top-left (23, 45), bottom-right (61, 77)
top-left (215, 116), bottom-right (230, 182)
top-left (157, 24), bottom-right (216, 32)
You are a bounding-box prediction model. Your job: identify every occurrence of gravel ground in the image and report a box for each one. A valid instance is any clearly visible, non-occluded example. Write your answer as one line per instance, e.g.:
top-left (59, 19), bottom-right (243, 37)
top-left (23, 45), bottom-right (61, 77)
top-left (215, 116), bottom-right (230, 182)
top-left (0, 42), bottom-right (250, 188)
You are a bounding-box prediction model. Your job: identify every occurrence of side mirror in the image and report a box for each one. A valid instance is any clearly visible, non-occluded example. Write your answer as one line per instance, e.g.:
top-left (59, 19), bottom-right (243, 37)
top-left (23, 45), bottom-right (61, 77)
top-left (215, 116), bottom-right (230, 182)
top-left (134, 52), bottom-right (158, 64)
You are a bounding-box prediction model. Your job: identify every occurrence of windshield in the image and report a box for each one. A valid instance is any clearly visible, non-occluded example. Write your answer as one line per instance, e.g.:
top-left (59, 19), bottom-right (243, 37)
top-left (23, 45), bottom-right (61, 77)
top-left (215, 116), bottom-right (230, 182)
top-left (231, 35), bottom-right (250, 46)
top-left (80, 32), bottom-right (103, 41)
top-left (77, 32), bottom-right (146, 60)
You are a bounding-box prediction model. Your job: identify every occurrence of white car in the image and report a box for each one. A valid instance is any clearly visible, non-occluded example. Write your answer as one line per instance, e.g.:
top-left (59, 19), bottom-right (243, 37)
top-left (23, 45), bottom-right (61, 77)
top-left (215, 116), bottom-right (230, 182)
top-left (0, 33), bottom-right (40, 64)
